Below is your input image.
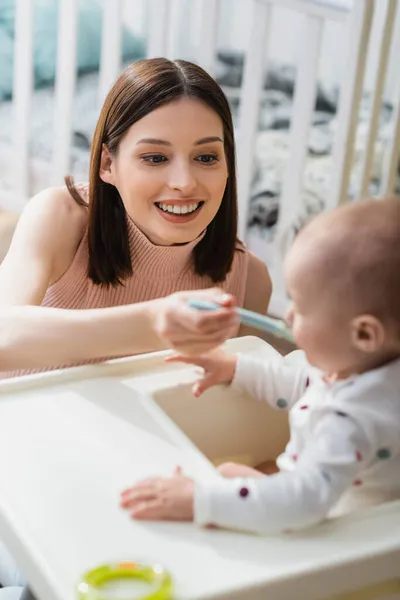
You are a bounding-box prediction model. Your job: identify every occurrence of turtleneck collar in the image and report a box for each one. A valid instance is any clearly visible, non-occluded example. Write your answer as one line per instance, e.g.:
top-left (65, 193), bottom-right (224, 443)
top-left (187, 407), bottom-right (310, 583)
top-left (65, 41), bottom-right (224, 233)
top-left (126, 213), bottom-right (206, 280)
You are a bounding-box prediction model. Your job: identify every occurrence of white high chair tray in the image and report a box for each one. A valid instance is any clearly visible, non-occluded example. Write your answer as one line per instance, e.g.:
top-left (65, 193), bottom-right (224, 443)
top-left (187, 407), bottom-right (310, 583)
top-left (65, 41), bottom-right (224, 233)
top-left (0, 337), bottom-right (398, 600)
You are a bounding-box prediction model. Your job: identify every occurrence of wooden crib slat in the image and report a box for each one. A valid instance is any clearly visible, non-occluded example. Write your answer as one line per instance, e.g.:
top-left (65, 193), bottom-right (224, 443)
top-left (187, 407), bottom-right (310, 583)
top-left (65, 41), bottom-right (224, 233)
top-left (166, 0), bottom-right (184, 60)
top-left (146, 0), bottom-right (172, 58)
top-left (193, 0), bottom-right (220, 75)
top-left (380, 0), bottom-right (400, 196)
top-left (271, 14), bottom-right (323, 305)
top-left (276, 14), bottom-right (323, 243)
top-left (52, 0), bottom-right (78, 186)
top-left (236, 0), bottom-right (271, 241)
top-left (327, 0), bottom-right (374, 210)
top-left (188, 0), bottom-right (202, 61)
top-left (381, 87), bottom-right (400, 196)
top-left (12, 0), bottom-right (34, 206)
top-left (146, 0), bottom-right (183, 61)
top-left (359, 0), bottom-right (398, 199)
top-left (99, 0), bottom-right (122, 104)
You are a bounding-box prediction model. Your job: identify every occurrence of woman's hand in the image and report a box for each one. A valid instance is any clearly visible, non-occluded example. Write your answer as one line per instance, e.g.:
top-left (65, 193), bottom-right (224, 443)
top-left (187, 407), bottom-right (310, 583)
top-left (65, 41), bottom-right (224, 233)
top-left (120, 467), bottom-right (194, 522)
top-left (165, 348), bottom-right (237, 397)
top-left (152, 288), bottom-right (240, 356)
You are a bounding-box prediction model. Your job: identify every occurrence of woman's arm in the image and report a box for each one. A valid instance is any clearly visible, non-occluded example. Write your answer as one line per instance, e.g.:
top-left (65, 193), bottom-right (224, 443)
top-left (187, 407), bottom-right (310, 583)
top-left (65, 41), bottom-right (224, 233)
top-left (0, 304), bottom-right (162, 370)
top-left (239, 251), bottom-right (272, 337)
top-left (0, 289), bottom-right (240, 371)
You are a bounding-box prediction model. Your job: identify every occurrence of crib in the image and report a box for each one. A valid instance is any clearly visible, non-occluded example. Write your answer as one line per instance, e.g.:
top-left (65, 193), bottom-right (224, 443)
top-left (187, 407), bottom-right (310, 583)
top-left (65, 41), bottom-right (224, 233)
top-left (0, 0), bottom-right (399, 317)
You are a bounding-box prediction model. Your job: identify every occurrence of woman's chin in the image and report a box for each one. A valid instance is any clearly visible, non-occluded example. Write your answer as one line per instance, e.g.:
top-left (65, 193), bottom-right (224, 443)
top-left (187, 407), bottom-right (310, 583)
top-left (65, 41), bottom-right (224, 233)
top-left (143, 223), bottom-right (203, 246)
top-left (153, 219), bottom-right (206, 246)
top-left (162, 228), bottom-right (203, 246)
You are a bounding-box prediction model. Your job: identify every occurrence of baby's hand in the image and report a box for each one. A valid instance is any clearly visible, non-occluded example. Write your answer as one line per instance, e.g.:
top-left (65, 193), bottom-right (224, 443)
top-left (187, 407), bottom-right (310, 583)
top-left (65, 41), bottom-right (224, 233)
top-left (120, 467), bottom-right (194, 522)
top-left (165, 348), bottom-right (237, 397)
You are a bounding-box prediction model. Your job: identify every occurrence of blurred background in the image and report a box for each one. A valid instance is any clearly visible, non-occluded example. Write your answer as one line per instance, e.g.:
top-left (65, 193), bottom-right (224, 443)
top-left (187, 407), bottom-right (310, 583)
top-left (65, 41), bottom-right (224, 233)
top-left (0, 0), bottom-right (399, 319)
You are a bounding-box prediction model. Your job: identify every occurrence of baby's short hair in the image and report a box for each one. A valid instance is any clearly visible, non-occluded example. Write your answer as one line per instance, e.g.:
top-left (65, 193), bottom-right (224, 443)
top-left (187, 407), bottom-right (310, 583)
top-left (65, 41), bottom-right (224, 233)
top-left (297, 196), bottom-right (400, 328)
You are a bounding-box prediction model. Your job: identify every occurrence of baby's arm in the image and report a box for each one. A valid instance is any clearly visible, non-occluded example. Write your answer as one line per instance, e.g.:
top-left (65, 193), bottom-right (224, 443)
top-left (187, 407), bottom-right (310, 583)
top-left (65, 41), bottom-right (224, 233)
top-left (167, 349), bottom-right (308, 407)
top-left (232, 353), bottom-right (309, 410)
top-left (195, 409), bottom-right (372, 534)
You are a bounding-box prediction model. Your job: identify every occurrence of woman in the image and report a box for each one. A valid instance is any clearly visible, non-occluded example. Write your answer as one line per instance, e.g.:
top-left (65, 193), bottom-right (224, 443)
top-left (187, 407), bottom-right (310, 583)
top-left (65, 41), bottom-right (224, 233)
top-left (0, 58), bottom-right (271, 377)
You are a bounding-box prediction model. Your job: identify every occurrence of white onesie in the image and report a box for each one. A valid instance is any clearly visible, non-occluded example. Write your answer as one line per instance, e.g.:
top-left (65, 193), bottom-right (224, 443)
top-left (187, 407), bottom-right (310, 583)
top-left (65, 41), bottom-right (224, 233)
top-left (194, 354), bottom-right (400, 534)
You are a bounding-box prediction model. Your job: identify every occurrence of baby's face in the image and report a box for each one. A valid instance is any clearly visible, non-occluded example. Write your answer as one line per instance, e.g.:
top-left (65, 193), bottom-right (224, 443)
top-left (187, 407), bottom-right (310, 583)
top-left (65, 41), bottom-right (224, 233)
top-left (283, 198), bottom-right (400, 376)
top-left (284, 241), bottom-right (356, 376)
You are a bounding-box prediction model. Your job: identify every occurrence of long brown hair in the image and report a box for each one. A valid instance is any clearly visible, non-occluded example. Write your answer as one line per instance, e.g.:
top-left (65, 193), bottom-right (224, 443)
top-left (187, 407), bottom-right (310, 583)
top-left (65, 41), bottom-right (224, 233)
top-left (66, 58), bottom-right (240, 286)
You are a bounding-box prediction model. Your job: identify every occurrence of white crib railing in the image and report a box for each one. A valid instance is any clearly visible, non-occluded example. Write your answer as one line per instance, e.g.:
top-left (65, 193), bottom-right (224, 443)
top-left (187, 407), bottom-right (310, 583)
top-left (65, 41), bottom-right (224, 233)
top-left (52, 0), bottom-right (78, 187)
top-left (99, 0), bottom-right (123, 103)
top-left (235, 0), bottom-right (272, 242)
top-left (12, 0), bottom-right (34, 202)
top-left (327, 0), bottom-right (374, 214)
top-left (380, 0), bottom-right (400, 196)
top-left (234, 0), bottom-right (400, 316)
top-left (268, 0), bottom-right (376, 312)
top-left (382, 88), bottom-right (400, 195)
top-left (3, 0), bottom-right (400, 317)
top-left (273, 11), bottom-right (324, 240)
top-left (359, 0), bottom-right (397, 199)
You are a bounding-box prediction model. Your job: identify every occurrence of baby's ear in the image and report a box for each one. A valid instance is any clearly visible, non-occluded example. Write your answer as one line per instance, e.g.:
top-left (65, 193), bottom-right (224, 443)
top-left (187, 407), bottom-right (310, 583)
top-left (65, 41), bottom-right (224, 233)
top-left (350, 314), bottom-right (385, 353)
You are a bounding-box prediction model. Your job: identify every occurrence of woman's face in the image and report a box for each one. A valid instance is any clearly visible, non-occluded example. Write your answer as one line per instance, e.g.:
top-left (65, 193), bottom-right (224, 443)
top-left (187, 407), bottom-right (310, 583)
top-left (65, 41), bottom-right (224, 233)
top-left (100, 97), bottom-right (229, 245)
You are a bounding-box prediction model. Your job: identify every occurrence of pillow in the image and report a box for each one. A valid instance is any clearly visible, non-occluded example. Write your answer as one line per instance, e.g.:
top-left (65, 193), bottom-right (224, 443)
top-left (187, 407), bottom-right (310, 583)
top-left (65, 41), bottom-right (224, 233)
top-left (0, 0), bottom-right (145, 99)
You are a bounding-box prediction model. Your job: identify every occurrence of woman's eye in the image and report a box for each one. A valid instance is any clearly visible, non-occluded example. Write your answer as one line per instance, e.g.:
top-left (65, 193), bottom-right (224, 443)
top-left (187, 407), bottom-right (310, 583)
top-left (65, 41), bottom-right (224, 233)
top-left (141, 154), bottom-right (168, 165)
top-left (196, 154), bottom-right (219, 164)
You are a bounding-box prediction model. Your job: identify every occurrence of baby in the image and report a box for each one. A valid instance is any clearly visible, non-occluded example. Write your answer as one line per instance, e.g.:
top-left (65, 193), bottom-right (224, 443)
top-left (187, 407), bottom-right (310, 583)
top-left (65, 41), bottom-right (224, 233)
top-left (120, 196), bottom-right (400, 534)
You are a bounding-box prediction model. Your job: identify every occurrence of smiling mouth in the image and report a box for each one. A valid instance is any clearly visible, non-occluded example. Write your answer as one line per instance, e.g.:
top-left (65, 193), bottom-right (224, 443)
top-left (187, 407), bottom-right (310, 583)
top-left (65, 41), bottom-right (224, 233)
top-left (154, 201), bottom-right (204, 215)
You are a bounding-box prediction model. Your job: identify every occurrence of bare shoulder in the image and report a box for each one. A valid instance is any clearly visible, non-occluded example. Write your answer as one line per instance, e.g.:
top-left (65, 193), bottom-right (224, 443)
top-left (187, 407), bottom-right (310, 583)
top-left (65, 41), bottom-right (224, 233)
top-left (13, 186), bottom-right (87, 249)
top-left (6, 186), bottom-right (88, 282)
top-left (243, 251), bottom-right (272, 314)
top-left (23, 185), bottom-right (86, 230)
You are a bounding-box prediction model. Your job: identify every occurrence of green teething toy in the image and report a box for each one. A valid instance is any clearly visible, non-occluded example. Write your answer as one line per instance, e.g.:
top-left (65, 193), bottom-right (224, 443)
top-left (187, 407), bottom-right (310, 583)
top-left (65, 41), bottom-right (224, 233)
top-left (76, 561), bottom-right (173, 600)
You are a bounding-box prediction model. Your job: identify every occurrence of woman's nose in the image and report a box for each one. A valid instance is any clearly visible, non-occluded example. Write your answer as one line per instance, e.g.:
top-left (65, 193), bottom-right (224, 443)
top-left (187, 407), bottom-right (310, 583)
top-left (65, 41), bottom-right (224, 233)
top-left (167, 161), bottom-right (197, 195)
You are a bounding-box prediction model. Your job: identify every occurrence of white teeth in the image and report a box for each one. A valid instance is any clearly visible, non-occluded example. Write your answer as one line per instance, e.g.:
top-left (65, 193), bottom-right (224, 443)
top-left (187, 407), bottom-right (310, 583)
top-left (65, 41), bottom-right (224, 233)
top-left (157, 202), bottom-right (200, 214)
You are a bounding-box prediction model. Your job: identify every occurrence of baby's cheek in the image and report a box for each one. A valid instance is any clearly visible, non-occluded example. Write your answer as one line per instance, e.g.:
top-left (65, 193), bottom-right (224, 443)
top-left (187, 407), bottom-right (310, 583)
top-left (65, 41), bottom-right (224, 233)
top-left (292, 319), bottom-right (314, 351)
top-left (291, 315), bottom-right (302, 339)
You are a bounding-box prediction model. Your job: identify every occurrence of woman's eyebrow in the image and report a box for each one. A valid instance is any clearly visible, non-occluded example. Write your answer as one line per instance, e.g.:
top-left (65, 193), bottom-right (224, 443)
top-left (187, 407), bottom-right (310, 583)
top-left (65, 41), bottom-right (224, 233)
top-left (137, 138), bottom-right (171, 146)
top-left (194, 136), bottom-right (223, 145)
top-left (136, 136), bottom-right (223, 146)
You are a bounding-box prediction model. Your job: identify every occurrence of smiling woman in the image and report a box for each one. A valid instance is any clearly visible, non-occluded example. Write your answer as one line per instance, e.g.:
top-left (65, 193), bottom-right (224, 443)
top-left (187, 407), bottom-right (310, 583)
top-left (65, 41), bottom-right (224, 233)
top-left (0, 58), bottom-right (272, 378)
